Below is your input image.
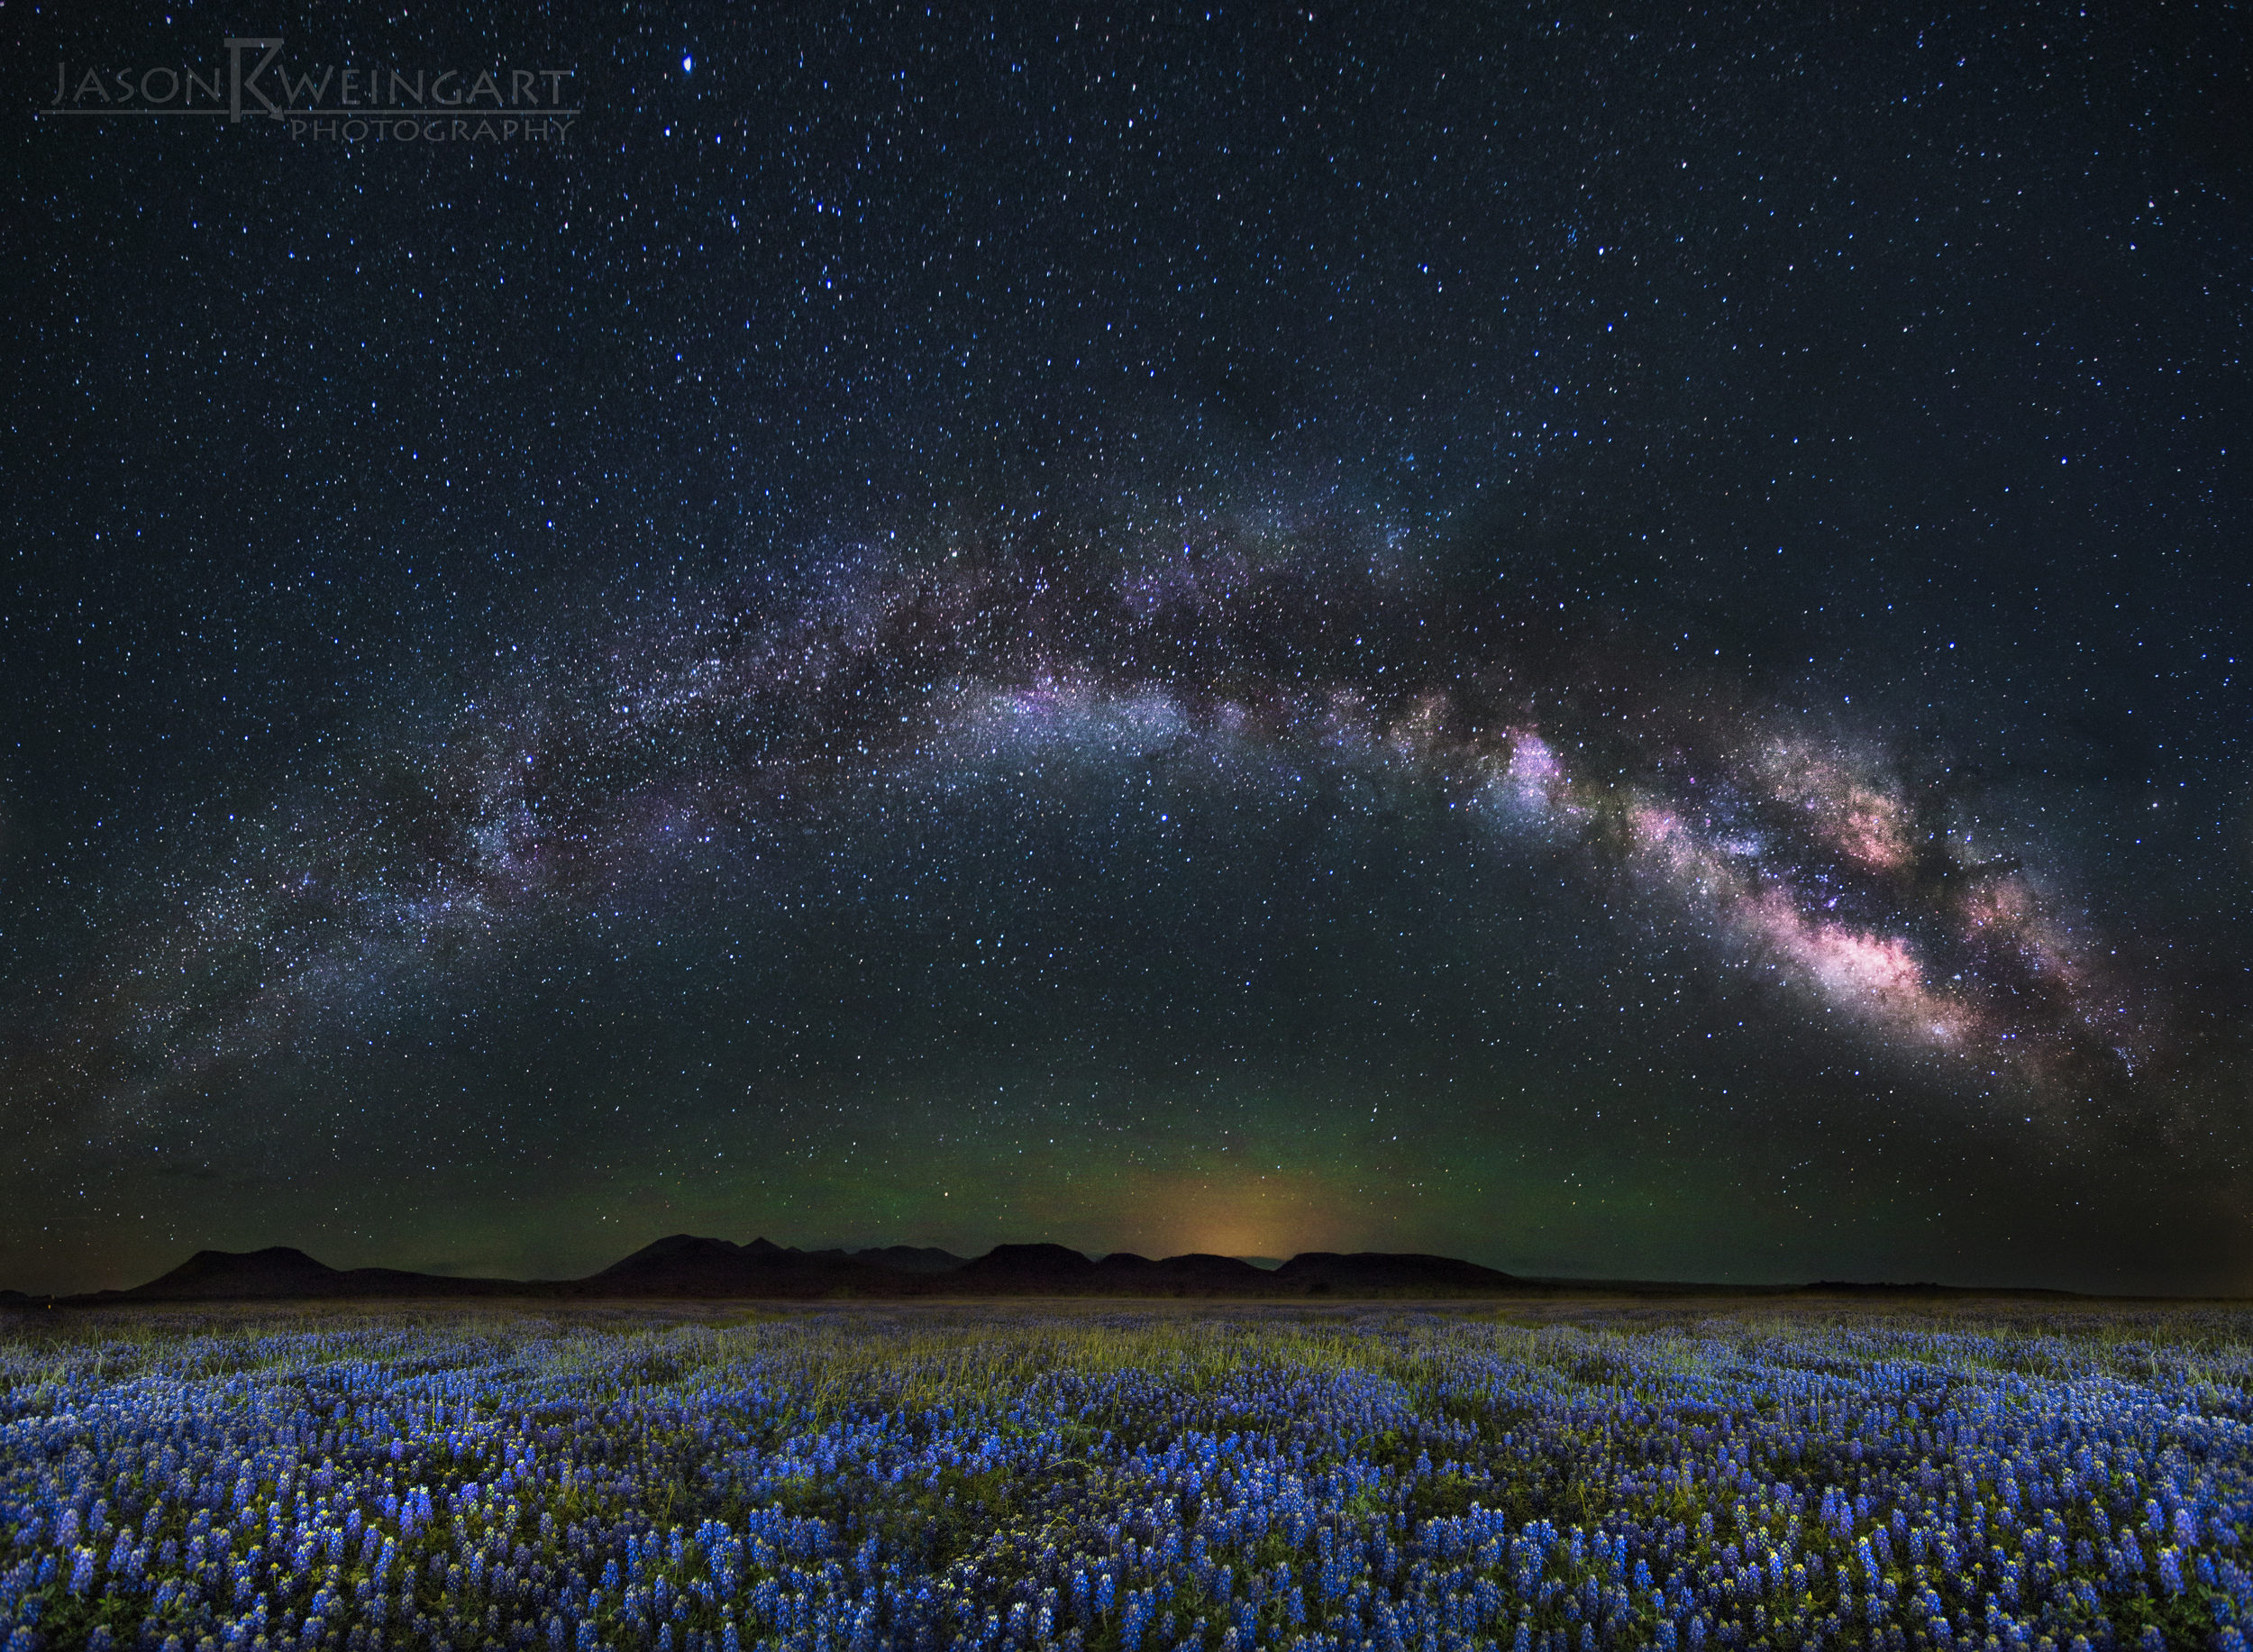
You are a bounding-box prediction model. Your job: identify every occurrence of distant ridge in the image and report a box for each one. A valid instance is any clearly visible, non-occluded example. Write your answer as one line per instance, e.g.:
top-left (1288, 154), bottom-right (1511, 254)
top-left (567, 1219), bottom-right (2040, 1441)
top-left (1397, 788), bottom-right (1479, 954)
top-left (85, 1246), bottom-right (523, 1302)
top-left (844, 1245), bottom-right (965, 1275)
top-left (1799, 1280), bottom-right (2082, 1299)
top-left (135, 1246), bottom-right (336, 1299)
top-left (20, 1236), bottom-right (1526, 1304)
top-left (1, 1240), bottom-right (2113, 1306)
top-left (952, 1243), bottom-right (1099, 1289)
top-left (580, 1235), bottom-right (927, 1298)
top-left (1275, 1252), bottom-right (1519, 1292)
top-left (1097, 1252), bottom-right (1269, 1285)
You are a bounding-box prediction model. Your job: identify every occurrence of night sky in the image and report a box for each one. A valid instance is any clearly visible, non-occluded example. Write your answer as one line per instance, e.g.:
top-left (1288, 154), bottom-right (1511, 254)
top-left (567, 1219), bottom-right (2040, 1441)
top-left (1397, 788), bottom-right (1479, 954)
top-left (6, 3), bottom-right (2248, 1298)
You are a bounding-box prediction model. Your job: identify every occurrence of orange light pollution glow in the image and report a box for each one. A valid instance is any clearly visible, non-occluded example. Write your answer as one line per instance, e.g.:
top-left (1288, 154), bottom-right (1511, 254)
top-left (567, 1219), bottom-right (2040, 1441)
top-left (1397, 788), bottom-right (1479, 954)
top-left (1014, 1164), bottom-right (1367, 1263)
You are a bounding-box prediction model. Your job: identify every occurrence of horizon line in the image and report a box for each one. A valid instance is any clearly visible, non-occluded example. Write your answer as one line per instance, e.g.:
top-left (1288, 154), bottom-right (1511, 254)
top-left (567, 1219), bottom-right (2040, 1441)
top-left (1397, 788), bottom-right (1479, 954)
top-left (0, 1231), bottom-right (2180, 1303)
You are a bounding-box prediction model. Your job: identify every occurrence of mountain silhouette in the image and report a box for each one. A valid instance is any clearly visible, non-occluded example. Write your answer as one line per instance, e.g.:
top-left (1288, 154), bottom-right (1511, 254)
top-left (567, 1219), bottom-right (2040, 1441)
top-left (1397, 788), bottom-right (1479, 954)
top-left (582, 1234), bottom-right (909, 1298)
top-left (117, 1246), bottom-right (518, 1301)
top-left (133, 1246), bottom-right (337, 1298)
top-left (1096, 1252), bottom-right (1269, 1291)
top-left (847, 1245), bottom-right (967, 1274)
top-left (1272, 1252), bottom-right (1520, 1292)
top-left (11, 1236), bottom-right (1550, 1304)
top-left (951, 1243), bottom-right (1097, 1289)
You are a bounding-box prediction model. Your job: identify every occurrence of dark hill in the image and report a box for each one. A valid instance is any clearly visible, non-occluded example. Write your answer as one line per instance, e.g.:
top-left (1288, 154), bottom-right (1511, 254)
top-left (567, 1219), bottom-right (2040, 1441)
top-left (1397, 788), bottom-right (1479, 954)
top-left (128, 1247), bottom-right (524, 1301)
top-left (579, 1234), bottom-right (904, 1298)
top-left (1094, 1252), bottom-right (1269, 1292)
top-left (1273, 1251), bottom-right (1519, 1293)
top-left (951, 1243), bottom-right (1096, 1289)
top-left (583, 1234), bottom-right (757, 1290)
top-left (130, 1246), bottom-right (341, 1299)
top-left (853, 1245), bottom-right (966, 1274)
top-left (791, 1245), bottom-right (963, 1273)
top-left (1154, 1253), bottom-right (1266, 1280)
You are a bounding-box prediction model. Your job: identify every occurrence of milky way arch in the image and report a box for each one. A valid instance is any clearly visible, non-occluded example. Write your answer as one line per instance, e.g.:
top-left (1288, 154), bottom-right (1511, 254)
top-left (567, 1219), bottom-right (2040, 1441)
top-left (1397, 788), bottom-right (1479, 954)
top-left (14, 516), bottom-right (2161, 1144)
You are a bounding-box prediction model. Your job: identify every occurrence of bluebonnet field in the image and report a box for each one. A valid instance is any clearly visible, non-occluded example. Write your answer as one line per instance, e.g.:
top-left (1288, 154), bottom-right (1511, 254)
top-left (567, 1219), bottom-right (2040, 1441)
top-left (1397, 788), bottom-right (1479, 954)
top-left (3, 1302), bottom-right (2249, 1652)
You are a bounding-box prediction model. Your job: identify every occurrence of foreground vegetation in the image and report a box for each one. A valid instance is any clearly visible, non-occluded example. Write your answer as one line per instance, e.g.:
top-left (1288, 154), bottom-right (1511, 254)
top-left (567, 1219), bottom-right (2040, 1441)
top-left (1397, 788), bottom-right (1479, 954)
top-left (2, 1301), bottom-right (2249, 1651)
